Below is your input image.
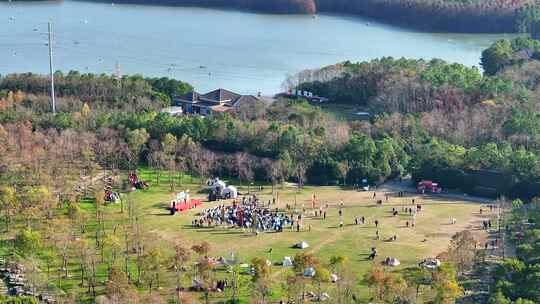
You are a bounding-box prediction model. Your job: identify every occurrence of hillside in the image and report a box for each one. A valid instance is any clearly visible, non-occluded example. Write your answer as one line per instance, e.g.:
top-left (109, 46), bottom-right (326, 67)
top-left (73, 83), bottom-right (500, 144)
top-left (1, 38), bottom-right (540, 304)
top-left (316, 0), bottom-right (534, 33)
top-left (96, 0), bottom-right (317, 14)
top-left (84, 0), bottom-right (538, 32)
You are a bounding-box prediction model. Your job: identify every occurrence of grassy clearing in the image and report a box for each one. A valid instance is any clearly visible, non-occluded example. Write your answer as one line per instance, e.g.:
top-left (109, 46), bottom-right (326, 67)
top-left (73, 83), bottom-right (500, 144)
top-left (1, 169), bottom-right (494, 303)
top-left (123, 169), bottom-right (491, 302)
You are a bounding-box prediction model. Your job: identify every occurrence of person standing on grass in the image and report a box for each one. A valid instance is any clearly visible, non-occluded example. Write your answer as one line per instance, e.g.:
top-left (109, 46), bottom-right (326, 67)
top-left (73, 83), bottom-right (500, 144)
top-left (374, 220), bottom-right (379, 228)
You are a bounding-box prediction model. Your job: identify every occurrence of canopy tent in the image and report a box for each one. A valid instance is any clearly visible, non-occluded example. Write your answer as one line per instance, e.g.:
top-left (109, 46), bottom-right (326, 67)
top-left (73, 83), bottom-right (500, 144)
top-left (171, 191), bottom-right (202, 212)
top-left (384, 257), bottom-right (400, 267)
top-left (294, 241), bottom-right (309, 249)
top-left (223, 186), bottom-right (238, 199)
top-left (303, 267), bottom-right (316, 277)
top-left (282, 257), bottom-right (293, 267)
top-left (420, 258), bottom-right (441, 269)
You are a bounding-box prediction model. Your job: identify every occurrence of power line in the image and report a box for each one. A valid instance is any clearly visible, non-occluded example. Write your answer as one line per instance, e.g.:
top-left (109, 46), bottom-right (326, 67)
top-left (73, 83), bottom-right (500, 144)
top-left (48, 22), bottom-right (56, 114)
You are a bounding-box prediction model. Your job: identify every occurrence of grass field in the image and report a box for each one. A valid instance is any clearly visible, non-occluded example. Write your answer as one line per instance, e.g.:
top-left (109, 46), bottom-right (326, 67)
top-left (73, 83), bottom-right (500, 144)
top-left (0, 169), bottom-right (495, 303)
top-left (107, 169), bottom-right (493, 302)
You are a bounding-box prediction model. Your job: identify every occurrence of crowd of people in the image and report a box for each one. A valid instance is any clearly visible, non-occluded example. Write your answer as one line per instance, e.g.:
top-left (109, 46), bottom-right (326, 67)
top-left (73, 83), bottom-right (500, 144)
top-left (193, 195), bottom-right (295, 232)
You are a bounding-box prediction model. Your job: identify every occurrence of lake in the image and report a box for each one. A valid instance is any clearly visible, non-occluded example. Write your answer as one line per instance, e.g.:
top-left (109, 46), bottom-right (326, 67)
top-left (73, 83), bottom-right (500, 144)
top-left (0, 0), bottom-right (513, 94)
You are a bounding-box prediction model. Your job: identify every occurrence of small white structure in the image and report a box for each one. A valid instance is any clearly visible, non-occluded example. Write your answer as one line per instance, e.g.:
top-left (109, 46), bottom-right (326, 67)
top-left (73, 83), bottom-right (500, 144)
top-left (331, 273), bottom-right (339, 283)
top-left (207, 178), bottom-right (238, 199)
top-left (223, 185), bottom-right (238, 199)
top-left (294, 241), bottom-right (310, 249)
top-left (384, 257), bottom-right (400, 267)
top-left (320, 293), bottom-right (331, 301)
top-left (175, 190), bottom-right (190, 203)
top-left (208, 178), bottom-right (227, 191)
top-left (420, 258), bottom-right (441, 270)
top-left (282, 257), bottom-right (293, 267)
top-left (303, 267), bottom-right (316, 277)
top-left (161, 106), bottom-right (184, 116)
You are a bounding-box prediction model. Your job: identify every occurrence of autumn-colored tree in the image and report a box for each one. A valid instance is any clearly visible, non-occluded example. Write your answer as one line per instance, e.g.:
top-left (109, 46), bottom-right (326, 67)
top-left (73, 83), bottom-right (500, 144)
top-left (142, 245), bottom-right (164, 292)
top-left (105, 267), bottom-right (138, 304)
top-left (293, 252), bottom-right (320, 275)
top-left (15, 228), bottom-right (41, 257)
top-left (191, 241), bottom-right (211, 258)
top-left (103, 233), bottom-right (122, 271)
top-left (195, 257), bottom-right (215, 304)
top-left (364, 265), bottom-right (387, 301)
top-left (284, 274), bottom-right (304, 304)
top-left (171, 243), bottom-right (191, 303)
top-left (444, 230), bottom-right (478, 276)
top-left (432, 263), bottom-right (463, 304)
top-left (0, 186), bottom-right (17, 232)
top-left (313, 266), bottom-right (331, 302)
top-left (251, 257), bottom-right (272, 303)
top-left (329, 255), bottom-right (356, 304)
top-left (405, 266), bottom-right (433, 301)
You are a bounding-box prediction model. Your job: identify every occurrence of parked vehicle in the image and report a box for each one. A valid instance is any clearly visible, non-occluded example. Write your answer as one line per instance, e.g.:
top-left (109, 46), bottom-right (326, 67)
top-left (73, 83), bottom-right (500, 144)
top-left (417, 180), bottom-right (442, 194)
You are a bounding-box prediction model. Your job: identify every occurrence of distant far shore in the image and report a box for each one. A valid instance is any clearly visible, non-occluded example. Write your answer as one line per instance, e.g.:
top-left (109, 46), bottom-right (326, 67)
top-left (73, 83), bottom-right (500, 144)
top-left (80, 0), bottom-right (532, 33)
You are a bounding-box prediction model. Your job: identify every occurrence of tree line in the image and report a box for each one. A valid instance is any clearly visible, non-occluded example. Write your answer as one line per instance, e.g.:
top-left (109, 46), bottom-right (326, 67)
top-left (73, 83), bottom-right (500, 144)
top-left (292, 37), bottom-right (540, 199)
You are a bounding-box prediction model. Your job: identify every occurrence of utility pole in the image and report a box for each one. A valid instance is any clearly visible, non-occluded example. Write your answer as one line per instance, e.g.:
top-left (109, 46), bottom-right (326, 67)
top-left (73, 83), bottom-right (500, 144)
top-left (48, 22), bottom-right (56, 114)
top-left (115, 60), bottom-right (122, 80)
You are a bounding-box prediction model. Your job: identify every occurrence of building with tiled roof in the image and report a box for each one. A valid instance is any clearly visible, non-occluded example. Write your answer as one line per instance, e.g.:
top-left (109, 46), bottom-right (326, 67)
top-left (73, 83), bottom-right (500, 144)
top-left (173, 88), bottom-right (261, 116)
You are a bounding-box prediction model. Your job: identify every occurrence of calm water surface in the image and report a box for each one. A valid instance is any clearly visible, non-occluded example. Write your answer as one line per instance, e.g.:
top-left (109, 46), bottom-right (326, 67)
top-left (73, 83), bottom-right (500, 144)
top-left (0, 1), bottom-right (514, 94)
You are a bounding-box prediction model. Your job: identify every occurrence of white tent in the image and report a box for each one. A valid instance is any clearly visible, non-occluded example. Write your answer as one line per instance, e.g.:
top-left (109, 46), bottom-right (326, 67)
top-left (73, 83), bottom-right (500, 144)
top-left (420, 258), bottom-right (441, 269)
top-left (175, 190), bottom-right (190, 203)
top-left (303, 267), bottom-right (316, 277)
top-left (295, 241), bottom-right (309, 249)
top-left (384, 257), bottom-right (400, 267)
top-left (209, 179), bottom-right (226, 191)
top-left (223, 185), bottom-right (238, 199)
top-left (282, 257), bottom-right (293, 267)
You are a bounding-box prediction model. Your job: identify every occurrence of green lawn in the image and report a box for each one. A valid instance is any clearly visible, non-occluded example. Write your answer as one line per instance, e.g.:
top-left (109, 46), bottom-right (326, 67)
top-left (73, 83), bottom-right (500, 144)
top-left (119, 169), bottom-right (490, 302)
top-left (1, 169), bottom-right (494, 303)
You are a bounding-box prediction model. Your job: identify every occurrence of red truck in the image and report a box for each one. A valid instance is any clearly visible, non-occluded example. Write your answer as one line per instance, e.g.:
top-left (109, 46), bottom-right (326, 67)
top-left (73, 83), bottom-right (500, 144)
top-left (417, 180), bottom-right (442, 194)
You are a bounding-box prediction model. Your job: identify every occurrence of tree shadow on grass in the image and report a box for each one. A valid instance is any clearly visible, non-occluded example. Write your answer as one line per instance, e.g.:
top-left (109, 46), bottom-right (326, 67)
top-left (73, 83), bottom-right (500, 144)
top-left (150, 201), bottom-right (166, 208)
top-left (210, 231), bottom-right (245, 236)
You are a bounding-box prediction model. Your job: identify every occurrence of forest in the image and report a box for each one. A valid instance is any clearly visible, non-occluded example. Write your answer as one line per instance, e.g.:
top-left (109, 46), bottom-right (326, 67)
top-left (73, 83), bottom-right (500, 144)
top-left (81, 0), bottom-right (540, 33)
top-left (3, 38), bottom-right (540, 199)
top-left (1, 37), bottom-right (540, 303)
top-left (290, 37), bottom-right (540, 198)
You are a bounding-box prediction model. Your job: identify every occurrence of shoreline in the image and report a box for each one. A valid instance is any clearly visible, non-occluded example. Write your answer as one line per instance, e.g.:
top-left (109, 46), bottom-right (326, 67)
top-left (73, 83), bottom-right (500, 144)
top-left (78, 0), bottom-right (529, 33)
